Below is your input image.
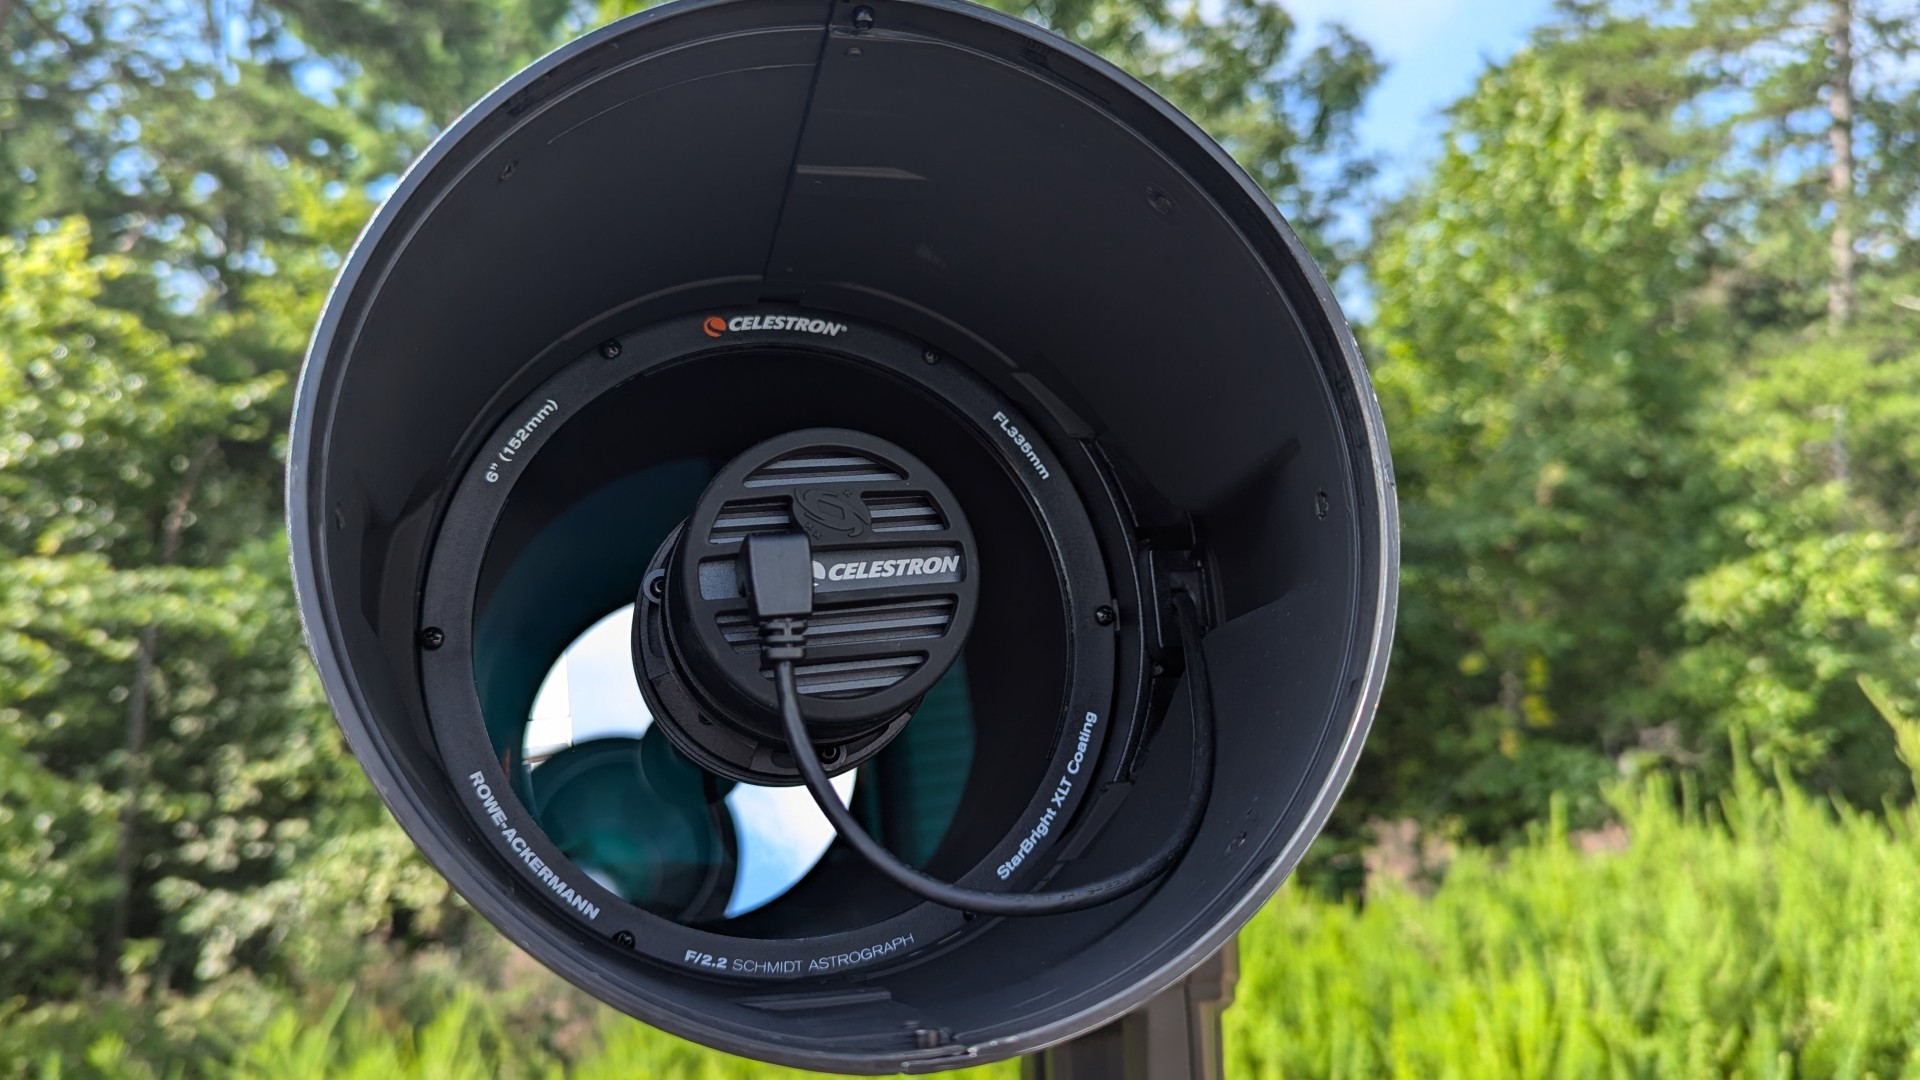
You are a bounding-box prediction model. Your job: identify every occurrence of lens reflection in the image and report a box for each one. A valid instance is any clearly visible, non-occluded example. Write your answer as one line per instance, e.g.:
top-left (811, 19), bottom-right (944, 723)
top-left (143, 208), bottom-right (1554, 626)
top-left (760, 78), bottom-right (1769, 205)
top-left (528, 733), bottom-right (735, 920)
top-left (527, 605), bottom-right (856, 917)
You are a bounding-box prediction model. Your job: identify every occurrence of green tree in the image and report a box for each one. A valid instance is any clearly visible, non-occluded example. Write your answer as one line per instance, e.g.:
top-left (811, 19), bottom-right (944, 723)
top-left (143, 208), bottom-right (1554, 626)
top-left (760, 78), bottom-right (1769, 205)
top-left (0, 0), bottom-right (581, 999)
top-left (0, 218), bottom-right (289, 992)
top-left (1536, 0), bottom-right (1920, 333)
top-left (1362, 57), bottom-right (1725, 835)
top-left (1671, 324), bottom-right (1920, 803)
top-left (1525, 0), bottom-right (1920, 804)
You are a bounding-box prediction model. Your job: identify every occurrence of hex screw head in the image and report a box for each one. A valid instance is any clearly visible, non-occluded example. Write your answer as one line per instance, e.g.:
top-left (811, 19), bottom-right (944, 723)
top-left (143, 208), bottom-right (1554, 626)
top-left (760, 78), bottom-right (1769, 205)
top-left (598, 339), bottom-right (623, 359)
top-left (852, 5), bottom-right (875, 30)
top-left (419, 626), bottom-right (446, 650)
top-left (612, 930), bottom-right (635, 949)
top-left (1094, 605), bottom-right (1117, 626)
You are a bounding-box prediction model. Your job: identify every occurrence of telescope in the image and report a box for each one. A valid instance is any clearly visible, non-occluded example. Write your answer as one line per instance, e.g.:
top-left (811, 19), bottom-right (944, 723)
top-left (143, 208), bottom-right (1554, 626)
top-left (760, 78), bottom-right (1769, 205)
top-left (288, 0), bottom-right (1397, 1071)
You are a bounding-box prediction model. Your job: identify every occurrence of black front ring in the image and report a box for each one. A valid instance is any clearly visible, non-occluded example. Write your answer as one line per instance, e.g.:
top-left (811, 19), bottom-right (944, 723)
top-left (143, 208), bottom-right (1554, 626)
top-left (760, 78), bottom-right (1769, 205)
top-left (417, 307), bottom-right (1138, 980)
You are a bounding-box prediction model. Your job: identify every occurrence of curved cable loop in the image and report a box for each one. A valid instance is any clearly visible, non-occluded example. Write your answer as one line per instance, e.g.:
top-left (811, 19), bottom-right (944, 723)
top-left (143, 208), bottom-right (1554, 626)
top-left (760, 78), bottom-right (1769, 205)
top-left (770, 590), bottom-right (1215, 916)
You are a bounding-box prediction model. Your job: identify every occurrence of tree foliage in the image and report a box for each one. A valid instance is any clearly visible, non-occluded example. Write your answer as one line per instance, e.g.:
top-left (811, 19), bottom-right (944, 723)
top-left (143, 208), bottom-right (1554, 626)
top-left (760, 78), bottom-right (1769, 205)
top-left (1361, 9), bottom-right (1920, 837)
top-left (1363, 58), bottom-right (1726, 834)
top-left (0, 217), bottom-right (286, 994)
top-left (1674, 328), bottom-right (1920, 802)
top-left (0, 0), bottom-right (578, 1000)
top-left (1536, 0), bottom-right (1920, 330)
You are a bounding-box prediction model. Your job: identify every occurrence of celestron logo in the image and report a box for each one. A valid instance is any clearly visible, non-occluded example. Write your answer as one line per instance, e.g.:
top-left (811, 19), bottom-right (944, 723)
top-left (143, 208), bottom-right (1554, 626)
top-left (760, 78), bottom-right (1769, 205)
top-left (704, 314), bottom-right (848, 338)
top-left (811, 555), bottom-right (961, 582)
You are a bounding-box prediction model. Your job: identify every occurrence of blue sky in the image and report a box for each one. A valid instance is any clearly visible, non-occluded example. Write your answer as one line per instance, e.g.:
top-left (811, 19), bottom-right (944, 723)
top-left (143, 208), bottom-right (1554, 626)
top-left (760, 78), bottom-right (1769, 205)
top-left (1291, 0), bottom-right (1559, 191)
top-left (1280, 0), bottom-right (1560, 312)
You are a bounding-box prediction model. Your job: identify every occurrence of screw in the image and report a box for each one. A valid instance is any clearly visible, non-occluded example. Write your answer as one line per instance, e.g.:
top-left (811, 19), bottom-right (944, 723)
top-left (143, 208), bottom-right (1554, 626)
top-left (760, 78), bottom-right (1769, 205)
top-left (612, 930), bottom-right (635, 949)
top-left (818, 744), bottom-right (842, 765)
top-left (922, 348), bottom-right (939, 364)
top-left (645, 572), bottom-right (667, 602)
top-left (598, 339), bottom-right (623, 359)
top-left (1094, 605), bottom-right (1116, 626)
top-left (852, 5), bottom-right (875, 29)
top-left (419, 626), bottom-right (445, 650)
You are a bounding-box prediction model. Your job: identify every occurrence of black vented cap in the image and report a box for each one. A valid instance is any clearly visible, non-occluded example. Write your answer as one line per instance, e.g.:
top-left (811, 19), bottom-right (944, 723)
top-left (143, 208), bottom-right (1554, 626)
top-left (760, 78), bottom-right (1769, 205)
top-left (636, 428), bottom-right (980, 785)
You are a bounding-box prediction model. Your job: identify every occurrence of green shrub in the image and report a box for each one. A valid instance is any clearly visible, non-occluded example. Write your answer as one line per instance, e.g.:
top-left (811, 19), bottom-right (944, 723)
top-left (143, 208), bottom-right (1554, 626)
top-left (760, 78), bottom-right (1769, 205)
top-left (1227, 701), bottom-right (1920, 1078)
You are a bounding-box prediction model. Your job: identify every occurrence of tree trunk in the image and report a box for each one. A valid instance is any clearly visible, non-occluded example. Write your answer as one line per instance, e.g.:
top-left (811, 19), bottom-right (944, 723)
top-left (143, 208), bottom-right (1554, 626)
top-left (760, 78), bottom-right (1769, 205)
top-left (102, 440), bottom-right (217, 986)
top-left (1828, 0), bottom-right (1855, 330)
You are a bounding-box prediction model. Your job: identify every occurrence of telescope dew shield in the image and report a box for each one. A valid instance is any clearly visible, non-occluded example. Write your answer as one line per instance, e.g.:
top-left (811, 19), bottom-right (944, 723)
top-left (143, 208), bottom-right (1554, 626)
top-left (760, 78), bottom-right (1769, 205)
top-left (288, 0), bottom-right (1397, 1072)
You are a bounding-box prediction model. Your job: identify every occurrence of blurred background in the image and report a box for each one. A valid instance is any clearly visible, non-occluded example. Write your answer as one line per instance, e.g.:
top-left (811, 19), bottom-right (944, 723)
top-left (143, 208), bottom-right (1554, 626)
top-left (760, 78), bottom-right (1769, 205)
top-left (3, 0), bottom-right (1918, 1075)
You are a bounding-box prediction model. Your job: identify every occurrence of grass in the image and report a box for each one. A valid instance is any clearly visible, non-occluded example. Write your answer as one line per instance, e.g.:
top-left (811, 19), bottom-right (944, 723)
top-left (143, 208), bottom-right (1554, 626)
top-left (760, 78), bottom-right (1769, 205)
top-left (1227, 691), bottom-right (1920, 1079)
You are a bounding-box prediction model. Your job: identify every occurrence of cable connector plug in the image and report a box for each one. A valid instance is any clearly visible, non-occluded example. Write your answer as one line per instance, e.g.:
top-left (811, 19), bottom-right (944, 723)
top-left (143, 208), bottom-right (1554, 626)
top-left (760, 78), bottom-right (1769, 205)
top-left (744, 532), bottom-right (814, 666)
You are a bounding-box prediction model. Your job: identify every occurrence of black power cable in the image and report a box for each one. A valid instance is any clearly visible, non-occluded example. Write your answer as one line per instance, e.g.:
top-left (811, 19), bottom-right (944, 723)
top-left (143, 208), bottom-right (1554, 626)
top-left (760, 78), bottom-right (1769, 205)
top-left (744, 532), bottom-right (1216, 916)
